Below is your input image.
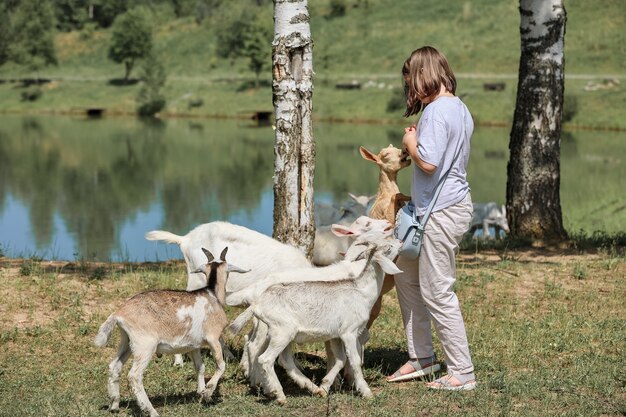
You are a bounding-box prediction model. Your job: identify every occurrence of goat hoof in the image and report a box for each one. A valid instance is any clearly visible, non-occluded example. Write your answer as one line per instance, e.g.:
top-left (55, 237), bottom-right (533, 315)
top-left (276, 397), bottom-right (287, 406)
top-left (315, 387), bottom-right (328, 397)
top-left (202, 385), bottom-right (217, 401)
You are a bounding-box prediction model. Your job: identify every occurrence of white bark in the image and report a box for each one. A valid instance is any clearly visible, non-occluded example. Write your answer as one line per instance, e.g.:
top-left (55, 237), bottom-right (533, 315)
top-left (272, 0), bottom-right (315, 257)
top-left (506, 0), bottom-right (567, 240)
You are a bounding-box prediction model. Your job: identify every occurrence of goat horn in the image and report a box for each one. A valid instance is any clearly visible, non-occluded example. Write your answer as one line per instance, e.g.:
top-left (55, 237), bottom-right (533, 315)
top-left (220, 247), bottom-right (228, 262)
top-left (202, 248), bottom-right (214, 263)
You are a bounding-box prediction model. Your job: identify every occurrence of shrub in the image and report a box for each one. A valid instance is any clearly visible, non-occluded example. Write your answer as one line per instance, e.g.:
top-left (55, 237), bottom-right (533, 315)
top-left (386, 88), bottom-right (406, 113)
top-left (136, 53), bottom-right (167, 117)
top-left (20, 86), bottom-right (42, 102)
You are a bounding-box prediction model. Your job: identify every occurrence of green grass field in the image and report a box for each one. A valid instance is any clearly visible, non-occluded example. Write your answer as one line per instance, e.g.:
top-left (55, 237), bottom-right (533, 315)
top-left (0, 0), bottom-right (624, 129)
top-left (0, 247), bottom-right (624, 417)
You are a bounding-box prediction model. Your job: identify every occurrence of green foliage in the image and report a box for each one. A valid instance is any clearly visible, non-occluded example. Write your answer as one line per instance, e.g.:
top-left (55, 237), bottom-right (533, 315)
top-left (386, 88), bottom-right (405, 113)
top-left (242, 16), bottom-right (272, 85)
top-left (20, 86), bottom-right (43, 102)
top-left (92, 0), bottom-right (129, 28)
top-left (6, 0), bottom-right (58, 73)
top-left (562, 93), bottom-right (578, 123)
top-left (327, 0), bottom-right (348, 18)
top-left (0, 1), bottom-right (18, 66)
top-left (108, 7), bottom-right (153, 81)
top-left (214, 3), bottom-right (272, 81)
top-left (137, 53), bottom-right (167, 117)
top-left (53, 0), bottom-right (89, 32)
top-left (194, 0), bottom-right (223, 23)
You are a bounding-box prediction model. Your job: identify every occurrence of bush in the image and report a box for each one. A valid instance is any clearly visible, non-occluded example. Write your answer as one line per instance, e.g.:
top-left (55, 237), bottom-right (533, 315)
top-left (20, 87), bottom-right (42, 102)
top-left (563, 94), bottom-right (578, 123)
top-left (328, 0), bottom-right (348, 18)
top-left (386, 88), bottom-right (406, 113)
top-left (188, 97), bottom-right (204, 109)
top-left (136, 53), bottom-right (167, 117)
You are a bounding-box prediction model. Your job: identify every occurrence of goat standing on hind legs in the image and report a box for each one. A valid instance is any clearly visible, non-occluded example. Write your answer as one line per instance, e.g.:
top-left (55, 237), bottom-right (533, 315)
top-left (94, 247), bottom-right (248, 417)
top-left (359, 144), bottom-right (411, 330)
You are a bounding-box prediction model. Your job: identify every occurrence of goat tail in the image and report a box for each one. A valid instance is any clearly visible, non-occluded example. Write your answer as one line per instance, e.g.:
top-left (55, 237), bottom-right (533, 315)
top-left (228, 307), bottom-right (254, 335)
top-left (94, 314), bottom-right (117, 348)
top-left (144, 230), bottom-right (184, 245)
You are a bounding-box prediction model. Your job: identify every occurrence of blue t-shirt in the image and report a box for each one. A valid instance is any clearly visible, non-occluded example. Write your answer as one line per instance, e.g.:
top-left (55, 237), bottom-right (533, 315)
top-left (411, 96), bottom-right (472, 216)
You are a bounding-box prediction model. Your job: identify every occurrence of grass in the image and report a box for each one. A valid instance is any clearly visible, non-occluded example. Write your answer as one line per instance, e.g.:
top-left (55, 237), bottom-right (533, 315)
top-left (1, 246), bottom-right (624, 417)
top-left (0, 0), bottom-right (624, 129)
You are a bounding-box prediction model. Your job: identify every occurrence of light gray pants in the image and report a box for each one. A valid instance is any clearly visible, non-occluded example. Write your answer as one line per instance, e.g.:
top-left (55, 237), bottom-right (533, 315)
top-left (394, 193), bottom-right (474, 376)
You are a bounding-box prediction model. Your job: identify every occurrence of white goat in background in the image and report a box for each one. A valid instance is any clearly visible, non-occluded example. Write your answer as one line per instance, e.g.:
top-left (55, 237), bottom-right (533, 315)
top-left (469, 202), bottom-right (509, 239)
top-left (229, 230), bottom-right (402, 404)
top-left (94, 247), bottom-right (248, 417)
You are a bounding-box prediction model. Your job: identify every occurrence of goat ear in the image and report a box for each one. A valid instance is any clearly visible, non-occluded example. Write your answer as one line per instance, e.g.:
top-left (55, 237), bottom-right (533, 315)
top-left (374, 253), bottom-right (403, 275)
top-left (227, 264), bottom-right (250, 274)
top-left (359, 146), bottom-right (380, 164)
top-left (202, 248), bottom-right (214, 263)
top-left (220, 247), bottom-right (228, 262)
top-left (331, 224), bottom-right (356, 237)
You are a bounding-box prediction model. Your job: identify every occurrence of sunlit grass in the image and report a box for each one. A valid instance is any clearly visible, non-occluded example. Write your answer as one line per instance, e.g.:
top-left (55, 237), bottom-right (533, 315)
top-left (0, 249), bottom-right (624, 416)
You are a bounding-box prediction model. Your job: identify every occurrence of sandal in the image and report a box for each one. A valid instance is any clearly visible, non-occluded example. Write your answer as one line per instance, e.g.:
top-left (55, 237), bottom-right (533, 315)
top-left (386, 359), bottom-right (441, 383)
top-left (426, 375), bottom-right (476, 391)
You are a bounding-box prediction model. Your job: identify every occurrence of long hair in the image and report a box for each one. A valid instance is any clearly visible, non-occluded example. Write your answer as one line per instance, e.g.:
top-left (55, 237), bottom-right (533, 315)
top-left (402, 46), bottom-right (457, 117)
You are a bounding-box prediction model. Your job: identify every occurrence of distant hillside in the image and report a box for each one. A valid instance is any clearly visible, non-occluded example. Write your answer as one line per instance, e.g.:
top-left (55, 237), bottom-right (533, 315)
top-left (0, 0), bottom-right (624, 128)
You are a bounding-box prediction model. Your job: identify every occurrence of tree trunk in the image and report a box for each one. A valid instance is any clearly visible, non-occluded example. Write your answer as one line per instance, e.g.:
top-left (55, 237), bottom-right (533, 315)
top-left (272, 0), bottom-right (316, 258)
top-left (506, 0), bottom-right (568, 241)
top-left (124, 60), bottom-right (133, 82)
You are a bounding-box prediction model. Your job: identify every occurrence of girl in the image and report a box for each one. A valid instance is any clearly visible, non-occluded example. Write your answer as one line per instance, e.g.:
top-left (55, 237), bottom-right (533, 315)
top-left (386, 46), bottom-right (476, 390)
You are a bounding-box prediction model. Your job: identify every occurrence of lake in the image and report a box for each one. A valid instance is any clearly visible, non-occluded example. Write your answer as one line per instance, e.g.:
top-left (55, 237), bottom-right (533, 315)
top-left (0, 115), bottom-right (623, 262)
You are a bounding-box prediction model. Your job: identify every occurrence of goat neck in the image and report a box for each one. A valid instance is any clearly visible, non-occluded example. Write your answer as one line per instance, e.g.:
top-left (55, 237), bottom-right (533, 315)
top-left (369, 169), bottom-right (402, 223)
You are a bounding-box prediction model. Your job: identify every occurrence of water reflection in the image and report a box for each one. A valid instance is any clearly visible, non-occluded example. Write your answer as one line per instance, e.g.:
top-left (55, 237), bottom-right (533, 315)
top-left (0, 115), bottom-right (623, 261)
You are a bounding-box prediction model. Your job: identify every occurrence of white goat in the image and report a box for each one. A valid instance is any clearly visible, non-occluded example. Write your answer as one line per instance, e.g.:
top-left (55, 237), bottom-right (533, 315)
top-left (229, 231), bottom-right (402, 404)
top-left (469, 202), bottom-right (509, 239)
top-left (94, 247), bottom-right (248, 417)
top-left (146, 221), bottom-right (310, 294)
top-left (230, 234), bottom-right (373, 389)
top-left (145, 217), bottom-right (390, 374)
top-left (313, 193), bottom-right (373, 266)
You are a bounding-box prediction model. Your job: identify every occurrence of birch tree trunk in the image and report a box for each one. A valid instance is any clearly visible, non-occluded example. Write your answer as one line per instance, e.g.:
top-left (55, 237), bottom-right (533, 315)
top-left (506, 0), bottom-right (568, 241)
top-left (272, 0), bottom-right (315, 258)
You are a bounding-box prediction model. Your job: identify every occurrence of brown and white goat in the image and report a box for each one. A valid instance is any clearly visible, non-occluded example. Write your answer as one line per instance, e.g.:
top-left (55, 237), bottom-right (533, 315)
top-left (359, 144), bottom-right (411, 328)
top-left (94, 247), bottom-right (248, 417)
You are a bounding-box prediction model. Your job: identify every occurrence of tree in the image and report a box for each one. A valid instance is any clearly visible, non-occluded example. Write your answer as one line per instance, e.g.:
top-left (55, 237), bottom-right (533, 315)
top-left (0, 2), bottom-right (16, 67)
top-left (272, 0), bottom-right (316, 258)
top-left (506, 0), bottom-right (568, 241)
top-left (136, 53), bottom-right (167, 117)
top-left (7, 0), bottom-right (58, 74)
top-left (53, 0), bottom-right (89, 31)
top-left (215, 5), bottom-right (272, 85)
top-left (108, 7), bottom-right (153, 82)
top-left (242, 16), bottom-right (272, 87)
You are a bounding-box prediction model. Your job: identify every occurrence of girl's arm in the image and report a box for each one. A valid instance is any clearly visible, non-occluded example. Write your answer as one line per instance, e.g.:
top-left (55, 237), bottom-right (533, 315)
top-left (402, 125), bottom-right (437, 175)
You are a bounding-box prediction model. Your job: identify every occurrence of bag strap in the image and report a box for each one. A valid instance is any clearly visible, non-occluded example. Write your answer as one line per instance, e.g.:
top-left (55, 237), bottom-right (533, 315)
top-left (414, 106), bottom-right (468, 228)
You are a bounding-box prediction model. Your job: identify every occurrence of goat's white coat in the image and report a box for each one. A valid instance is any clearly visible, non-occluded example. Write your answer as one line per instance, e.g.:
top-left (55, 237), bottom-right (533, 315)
top-left (94, 249), bottom-right (241, 417)
top-left (230, 231), bottom-right (402, 403)
top-left (146, 221), bottom-right (311, 295)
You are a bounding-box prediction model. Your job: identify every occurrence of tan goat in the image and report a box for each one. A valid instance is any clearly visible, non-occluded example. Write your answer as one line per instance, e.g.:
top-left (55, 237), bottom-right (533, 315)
top-left (359, 144), bottom-right (411, 328)
top-left (94, 247), bottom-right (248, 417)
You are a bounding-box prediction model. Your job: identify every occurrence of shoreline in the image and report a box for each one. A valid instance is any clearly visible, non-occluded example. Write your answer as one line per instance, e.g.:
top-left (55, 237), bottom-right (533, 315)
top-left (1, 109), bottom-right (625, 132)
